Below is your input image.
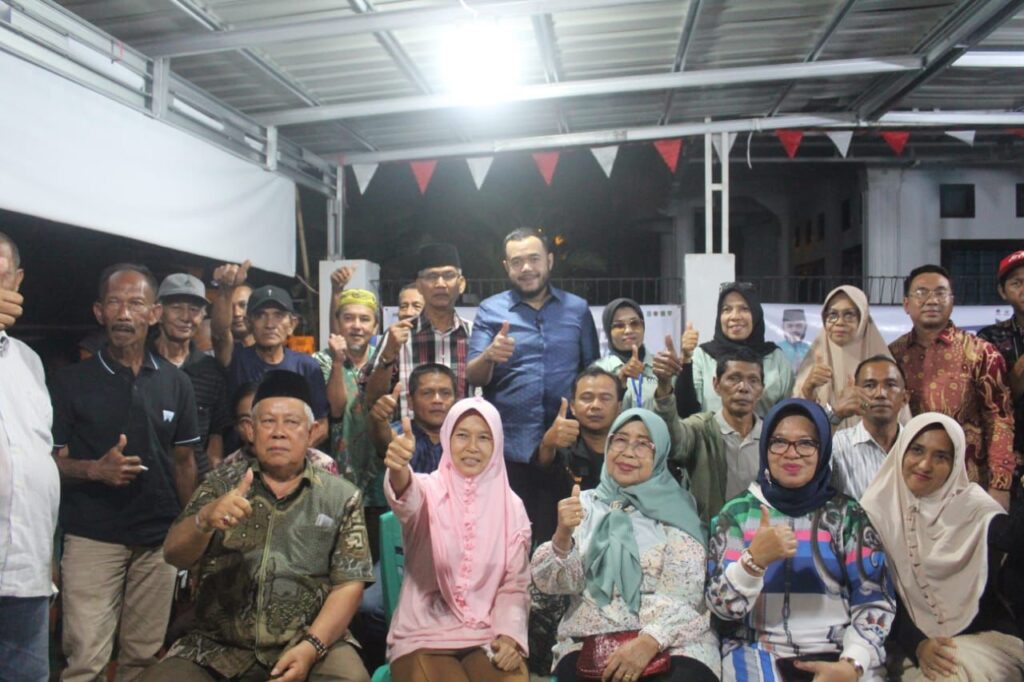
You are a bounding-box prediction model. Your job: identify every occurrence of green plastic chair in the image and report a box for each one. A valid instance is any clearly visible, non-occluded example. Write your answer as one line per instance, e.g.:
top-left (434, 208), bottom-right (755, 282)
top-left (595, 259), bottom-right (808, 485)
top-left (371, 511), bottom-right (404, 682)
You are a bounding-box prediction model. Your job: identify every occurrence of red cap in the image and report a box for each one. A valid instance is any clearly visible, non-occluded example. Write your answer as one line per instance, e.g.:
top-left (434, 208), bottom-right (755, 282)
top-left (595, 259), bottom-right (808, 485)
top-left (998, 250), bottom-right (1024, 282)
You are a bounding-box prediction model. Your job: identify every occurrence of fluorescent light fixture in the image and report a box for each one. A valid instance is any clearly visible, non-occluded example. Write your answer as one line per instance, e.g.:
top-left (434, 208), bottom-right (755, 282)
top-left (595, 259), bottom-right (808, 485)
top-left (439, 20), bottom-right (521, 105)
top-left (953, 51), bottom-right (1024, 68)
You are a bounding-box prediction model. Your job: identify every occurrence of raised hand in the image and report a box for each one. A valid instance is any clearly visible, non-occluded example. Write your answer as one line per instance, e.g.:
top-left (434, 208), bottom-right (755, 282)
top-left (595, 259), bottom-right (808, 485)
top-left (803, 348), bottom-right (833, 397)
top-left (543, 398), bottom-right (580, 449)
top-left (747, 505), bottom-right (797, 569)
top-left (385, 416), bottom-right (415, 495)
top-left (652, 334), bottom-right (683, 384)
top-left (0, 289), bottom-right (23, 332)
top-left (90, 434), bottom-right (145, 487)
top-left (370, 382), bottom-right (402, 424)
top-left (198, 469), bottom-right (254, 531)
top-left (833, 374), bottom-right (872, 420)
top-left (554, 484), bottom-right (584, 550)
top-left (382, 319), bottom-right (414, 360)
top-left (485, 320), bottom-right (515, 364)
top-left (327, 333), bottom-right (347, 362)
top-left (619, 344), bottom-right (645, 382)
top-left (212, 260), bottom-right (251, 289)
top-left (681, 321), bottom-right (699, 361)
top-left (330, 265), bottom-right (356, 292)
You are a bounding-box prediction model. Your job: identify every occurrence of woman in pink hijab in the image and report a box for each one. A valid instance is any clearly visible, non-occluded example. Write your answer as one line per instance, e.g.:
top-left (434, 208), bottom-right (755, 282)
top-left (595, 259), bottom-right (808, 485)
top-left (383, 397), bottom-right (532, 682)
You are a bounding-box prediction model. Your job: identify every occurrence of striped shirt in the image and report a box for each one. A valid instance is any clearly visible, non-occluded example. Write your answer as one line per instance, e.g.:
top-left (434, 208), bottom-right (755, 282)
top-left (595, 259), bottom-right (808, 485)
top-left (360, 312), bottom-right (472, 420)
top-left (830, 422), bottom-right (899, 500)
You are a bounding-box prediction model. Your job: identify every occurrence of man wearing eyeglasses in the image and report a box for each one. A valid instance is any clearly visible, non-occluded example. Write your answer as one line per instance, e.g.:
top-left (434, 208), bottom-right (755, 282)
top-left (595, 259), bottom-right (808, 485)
top-left (153, 274), bottom-right (230, 475)
top-left (361, 244), bottom-right (472, 420)
top-left (890, 263), bottom-right (1015, 510)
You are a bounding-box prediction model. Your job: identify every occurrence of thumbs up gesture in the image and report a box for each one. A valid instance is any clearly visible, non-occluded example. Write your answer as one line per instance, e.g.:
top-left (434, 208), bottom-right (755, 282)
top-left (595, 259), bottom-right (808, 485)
top-left (485, 320), bottom-right (516, 364)
top-left (385, 416), bottom-right (416, 496)
top-left (90, 434), bottom-right (145, 487)
top-left (619, 344), bottom-right (645, 382)
top-left (212, 259), bottom-right (251, 289)
top-left (803, 348), bottom-right (833, 397)
top-left (652, 334), bottom-right (684, 386)
top-left (370, 382), bottom-right (403, 424)
top-left (681, 321), bottom-right (699, 361)
top-left (199, 469), bottom-right (255, 531)
top-left (747, 504), bottom-right (797, 570)
top-left (543, 398), bottom-right (581, 449)
top-left (328, 333), bottom-right (348, 362)
top-left (555, 484), bottom-right (585, 547)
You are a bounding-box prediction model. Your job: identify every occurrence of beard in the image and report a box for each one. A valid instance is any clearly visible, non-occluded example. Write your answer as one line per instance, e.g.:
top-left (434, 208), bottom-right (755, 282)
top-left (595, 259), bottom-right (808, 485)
top-left (510, 270), bottom-right (550, 299)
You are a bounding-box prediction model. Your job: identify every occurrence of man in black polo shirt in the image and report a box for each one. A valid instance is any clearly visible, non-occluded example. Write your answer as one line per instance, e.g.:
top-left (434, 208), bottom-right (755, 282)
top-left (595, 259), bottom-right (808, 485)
top-left (51, 263), bottom-right (200, 682)
top-left (153, 273), bottom-right (230, 474)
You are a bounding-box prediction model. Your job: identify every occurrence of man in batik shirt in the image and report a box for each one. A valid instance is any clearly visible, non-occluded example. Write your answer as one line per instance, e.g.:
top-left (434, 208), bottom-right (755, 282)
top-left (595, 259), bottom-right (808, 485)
top-left (890, 264), bottom-right (1015, 510)
top-left (145, 371), bottom-right (373, 682)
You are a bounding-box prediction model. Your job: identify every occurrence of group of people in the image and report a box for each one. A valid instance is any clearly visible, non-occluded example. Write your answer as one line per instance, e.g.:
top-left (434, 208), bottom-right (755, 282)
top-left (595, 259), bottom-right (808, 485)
top-left (0, 225), bottom-right (1022, 682)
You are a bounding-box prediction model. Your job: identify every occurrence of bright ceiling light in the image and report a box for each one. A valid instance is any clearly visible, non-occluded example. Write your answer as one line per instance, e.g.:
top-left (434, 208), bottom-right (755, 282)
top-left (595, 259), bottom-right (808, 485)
top-left (440, 20), bottom-right (521, 105)
top-left (953, 51), bottom-right (1024, 68)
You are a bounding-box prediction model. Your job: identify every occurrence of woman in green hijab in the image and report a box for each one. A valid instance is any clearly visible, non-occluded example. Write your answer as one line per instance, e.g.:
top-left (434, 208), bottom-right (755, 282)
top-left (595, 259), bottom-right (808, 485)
top-left (531, 408), bottom-right (718, 682)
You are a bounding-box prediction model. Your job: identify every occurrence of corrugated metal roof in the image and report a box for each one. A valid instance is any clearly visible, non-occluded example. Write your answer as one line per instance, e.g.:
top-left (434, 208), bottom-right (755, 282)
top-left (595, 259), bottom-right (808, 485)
top-left (51, 0), bottom-right (1024, 158)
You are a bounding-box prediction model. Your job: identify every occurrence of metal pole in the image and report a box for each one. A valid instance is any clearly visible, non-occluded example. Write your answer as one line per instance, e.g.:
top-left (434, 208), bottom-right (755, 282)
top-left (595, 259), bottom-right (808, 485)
top-left (704, 130), bottom-right (713, 254)
top-left (720, 131), bottom-right (730, 254)
top-left (334, 166), bottom-right (345, 258)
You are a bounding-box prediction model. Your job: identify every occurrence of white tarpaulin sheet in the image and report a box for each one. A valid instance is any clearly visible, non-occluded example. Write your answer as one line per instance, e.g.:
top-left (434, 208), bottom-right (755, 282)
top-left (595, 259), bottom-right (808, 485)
top-left (0, 51), bottom-right (296, 275)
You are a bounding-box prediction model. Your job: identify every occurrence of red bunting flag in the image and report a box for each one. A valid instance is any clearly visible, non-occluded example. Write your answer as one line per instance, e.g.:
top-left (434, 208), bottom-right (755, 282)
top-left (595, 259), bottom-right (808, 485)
top-left (654, 139), bottom-right (683, 173)
top-left (410, 160), bottom-right (438, 195)
top-left (532, 151), bottom-right (561, 186)
top-left (1009, 128), bottom-right (1024, 138)
top-left (775, 130), bottom-right (804, 159)
top-left (880, 131), bottom-right (910, 156)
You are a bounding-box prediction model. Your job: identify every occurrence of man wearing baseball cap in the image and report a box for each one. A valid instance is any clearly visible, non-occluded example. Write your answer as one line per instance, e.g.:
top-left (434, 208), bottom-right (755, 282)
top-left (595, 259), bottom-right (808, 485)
top-left (978, 250), bottom-right (1024, 484)
top-left (210, 261), bottom-right (329, 447)
top-left (153, 273), bottom-right (230, 474)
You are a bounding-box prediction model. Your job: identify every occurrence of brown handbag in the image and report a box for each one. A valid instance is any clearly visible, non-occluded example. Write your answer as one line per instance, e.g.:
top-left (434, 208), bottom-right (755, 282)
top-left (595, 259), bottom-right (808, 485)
top-left (575, 631), bottom-right (671, 680)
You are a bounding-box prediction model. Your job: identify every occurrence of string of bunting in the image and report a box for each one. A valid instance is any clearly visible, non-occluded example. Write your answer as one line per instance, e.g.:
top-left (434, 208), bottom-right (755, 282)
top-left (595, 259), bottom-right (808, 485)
top-left (345, 127), bottom-right (1020, 195)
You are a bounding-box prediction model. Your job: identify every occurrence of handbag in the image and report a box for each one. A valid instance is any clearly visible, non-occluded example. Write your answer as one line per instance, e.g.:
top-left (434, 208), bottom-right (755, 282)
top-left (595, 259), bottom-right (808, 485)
top-left (575, 631), bottom-right (670, 680)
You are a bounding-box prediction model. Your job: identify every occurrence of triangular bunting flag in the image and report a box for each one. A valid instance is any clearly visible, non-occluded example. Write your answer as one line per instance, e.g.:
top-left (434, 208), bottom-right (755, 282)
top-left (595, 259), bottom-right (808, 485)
top-left (351, 163), bottom-right (378, 194)
top-left (532, 151), bottom-right (560, 186)
top-left (880, 131), bottom-right (910, 156)
top-left (825, 131), bottom-right (853, 158)
top-left (591, 146), bottom-right (619, 178)
top-left (1009, 128), bottom-right (1024, 138)
top-left (466, 156), bottom-right (494, 190)
top-left (945, 130), bottom-right (975, 146)
top-left (410, 160), bottom-right (437, 195)
top-left (775, 130), bottom-right (804, 159)
top-left (712, 133), bottom-right (735, 161)
top-left (654, 139), bottom-right (683, 173)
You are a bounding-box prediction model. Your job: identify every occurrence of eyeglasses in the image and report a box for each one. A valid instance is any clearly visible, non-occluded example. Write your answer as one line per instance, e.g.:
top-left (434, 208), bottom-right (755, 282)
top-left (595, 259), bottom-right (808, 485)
top-left (417, 270), bottom-right (461, 284)
top-left (610, 318), bottom-right (644, 332)
top-left (767, 437), bottom-right (819, 458)
top-left (608, 434), bottom-right (655, 459)
top-left (720, 281), bottom-right (755, 293)
top-left (908, 288), bottom-right (952, 303)
top-left (825, 309), bottom-right (859, 325)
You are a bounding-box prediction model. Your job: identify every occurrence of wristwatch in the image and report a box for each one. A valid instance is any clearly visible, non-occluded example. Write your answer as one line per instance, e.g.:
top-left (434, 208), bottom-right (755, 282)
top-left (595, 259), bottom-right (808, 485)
top-left (823, 403), bottom-right (843, 426)
top-left (839, 656), bottom-right (864, 679)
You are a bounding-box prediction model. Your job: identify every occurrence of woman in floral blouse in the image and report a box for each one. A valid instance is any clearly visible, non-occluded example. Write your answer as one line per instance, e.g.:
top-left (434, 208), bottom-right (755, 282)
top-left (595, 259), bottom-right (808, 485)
top-left (531, 407), bottom-right (719, 681)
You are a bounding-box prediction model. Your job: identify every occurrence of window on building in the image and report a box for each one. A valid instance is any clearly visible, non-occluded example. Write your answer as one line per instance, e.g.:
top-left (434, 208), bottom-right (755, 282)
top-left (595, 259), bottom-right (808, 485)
top-left (1016, 183), bottom-right (1023, 218)
top-left (817, 213), bottom-right (826, 241)
top-left (941, 239), bottom-right (1021, 304)
top-left (841, 245), bottom-right (862, 278)
top-left (841, 199), bottom-right (852, 231)
top-left (939, 184), bottom-right (975, 218)
top-left (804, 220), bottom-right (812, 246)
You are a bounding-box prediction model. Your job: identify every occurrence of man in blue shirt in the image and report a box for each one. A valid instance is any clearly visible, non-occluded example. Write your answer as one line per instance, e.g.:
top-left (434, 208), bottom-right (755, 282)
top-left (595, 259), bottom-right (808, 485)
top-left (467, 228), bottom-right (600, 497)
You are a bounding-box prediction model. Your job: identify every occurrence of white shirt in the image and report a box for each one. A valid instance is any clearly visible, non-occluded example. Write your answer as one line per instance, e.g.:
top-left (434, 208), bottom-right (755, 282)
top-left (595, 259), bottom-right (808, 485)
top-left (0, 332), bottom-right (60, 597)
top-left (831, 421), bottom-right (899, 500)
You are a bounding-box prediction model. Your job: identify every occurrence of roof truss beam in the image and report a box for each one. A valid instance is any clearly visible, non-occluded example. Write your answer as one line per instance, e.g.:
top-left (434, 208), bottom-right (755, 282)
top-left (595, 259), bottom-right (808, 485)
top-left (261, 55), bottom-right (923, 127)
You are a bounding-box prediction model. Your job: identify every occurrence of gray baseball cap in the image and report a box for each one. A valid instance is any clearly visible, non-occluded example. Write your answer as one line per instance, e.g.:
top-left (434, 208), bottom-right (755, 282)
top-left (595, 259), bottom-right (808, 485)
top-left (158, 273), bottom-right (208, 306)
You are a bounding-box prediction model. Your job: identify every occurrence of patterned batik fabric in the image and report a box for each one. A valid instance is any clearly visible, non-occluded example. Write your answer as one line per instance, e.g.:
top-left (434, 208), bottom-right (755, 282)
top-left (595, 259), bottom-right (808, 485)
top-left (977, 316), bottom-right (1024, 456)
top-left (166, 459), bottom-right (373, 678)
top-left (706, 489), bottom-right (895, 681)
top-left (890, 323), bottom-right (1016, 491)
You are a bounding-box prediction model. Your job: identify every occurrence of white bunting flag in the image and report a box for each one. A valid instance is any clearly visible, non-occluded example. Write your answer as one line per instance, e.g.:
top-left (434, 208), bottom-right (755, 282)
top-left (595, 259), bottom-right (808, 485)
top-left (466, 156), bottom-right (494, 190)
top-left (945, 130), bottom-right (976, 146)
top-left (825, 130), bottom-right (853, 158)
top-left (591, 145), bottom-right (619, 178)
top-left (712, 132), bottom-right (735, 161)
top-left (352, 163), bottom-right (379, 194)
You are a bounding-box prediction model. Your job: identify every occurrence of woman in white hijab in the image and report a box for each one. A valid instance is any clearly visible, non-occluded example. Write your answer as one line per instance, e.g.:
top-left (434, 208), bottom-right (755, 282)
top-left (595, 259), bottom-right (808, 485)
top-left (860, 413), bottom-right (1024, 681)
top-left (794, 285), bottom-right (898, 430)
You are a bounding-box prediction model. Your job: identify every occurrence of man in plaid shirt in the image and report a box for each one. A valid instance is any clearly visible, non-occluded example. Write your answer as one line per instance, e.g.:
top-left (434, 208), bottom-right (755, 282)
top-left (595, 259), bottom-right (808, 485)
top-left (360, 244), bottom-right (472, 419)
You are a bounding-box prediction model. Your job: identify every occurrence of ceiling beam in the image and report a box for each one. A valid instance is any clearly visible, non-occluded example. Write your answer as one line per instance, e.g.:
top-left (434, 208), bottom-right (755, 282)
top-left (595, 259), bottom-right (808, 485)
top-left (657, 0), bottom-right (703, 125)
top-left (766, 0), bottom-right (858, 116)
top-left (346, 0), bottom-right (432, 95)
top-left (852, 0), bottom-right (1024, 120)
top-left (137, 0), bottom-right (662, 58)
top-left (261, 55), bottom-right (922, 127)
top-left (336, 110), bottom-right (1024, 164)
top-left (531, 13), bottom-right (570, 133)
